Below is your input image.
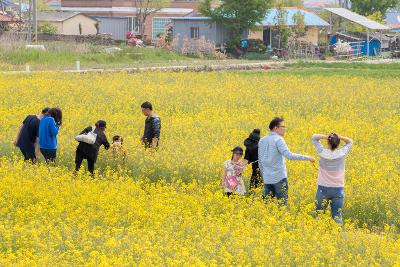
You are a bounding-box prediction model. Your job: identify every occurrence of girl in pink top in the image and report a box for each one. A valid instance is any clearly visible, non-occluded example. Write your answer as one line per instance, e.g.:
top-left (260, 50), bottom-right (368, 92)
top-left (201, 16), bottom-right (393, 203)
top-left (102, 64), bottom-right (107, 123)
top-left (312, 133), bottom-right (353, 224)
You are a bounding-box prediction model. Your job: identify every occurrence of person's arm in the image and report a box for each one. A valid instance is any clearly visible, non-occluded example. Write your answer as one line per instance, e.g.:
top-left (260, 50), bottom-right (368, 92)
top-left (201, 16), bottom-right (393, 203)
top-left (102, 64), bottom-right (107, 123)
top-left (258, 140), bottom-right (265, 173)
top-left (49, 119), bottom-right (59, 136)
top-left (13, 123), bottom-right (23, 147)
top-left (338, 134), bottom-right (353, 154)
top-left (222, 166), bottom-right (228, 186)
top-left (311, 134), bottom-right (328, 153)
top-left (103, 135), bottom-right (110, 150)
top-left (34, 137), bottom-right (40, 159)
top-left (277, 137), bottom-right (314, 162)
top-left (151, 117), bottom-right (161, 146)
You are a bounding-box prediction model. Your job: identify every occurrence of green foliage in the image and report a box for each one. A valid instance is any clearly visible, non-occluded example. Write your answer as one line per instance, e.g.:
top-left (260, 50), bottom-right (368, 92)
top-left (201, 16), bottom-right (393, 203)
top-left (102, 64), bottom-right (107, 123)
top-left (0, 23), bottom-right (11, 32)
top-left (351, 0), bottom-right (400, 16)
top-left (272, 0), bottom-right (303, 6)
top-left (273, 7), bottom-right (292, 49)
top-left (292, 11), bottom-right (306, 40)
top-left (38, 22), bottom-right (57, 34)
top-left (199, 0), bottom-right (272, 47)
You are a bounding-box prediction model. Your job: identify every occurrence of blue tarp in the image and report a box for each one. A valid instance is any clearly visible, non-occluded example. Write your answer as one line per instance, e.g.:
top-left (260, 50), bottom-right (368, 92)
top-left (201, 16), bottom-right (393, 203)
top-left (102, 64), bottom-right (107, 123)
top-left (329, 35), bottom-right (381, 56)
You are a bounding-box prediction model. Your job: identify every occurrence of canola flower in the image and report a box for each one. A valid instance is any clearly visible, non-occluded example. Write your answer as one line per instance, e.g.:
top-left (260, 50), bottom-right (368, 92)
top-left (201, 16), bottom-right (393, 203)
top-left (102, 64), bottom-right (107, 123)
top-left (0, 71), bottom-right (399, 265)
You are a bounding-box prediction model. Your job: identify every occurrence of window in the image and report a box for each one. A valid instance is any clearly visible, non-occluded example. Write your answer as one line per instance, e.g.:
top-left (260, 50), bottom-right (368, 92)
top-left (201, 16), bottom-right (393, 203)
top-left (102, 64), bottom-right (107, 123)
top-left (128, 17), bottom-right (139, 33)
top-left (190, 27), bottom-right (199, 39)
top-left (152, 17), bottom-right (172, 39)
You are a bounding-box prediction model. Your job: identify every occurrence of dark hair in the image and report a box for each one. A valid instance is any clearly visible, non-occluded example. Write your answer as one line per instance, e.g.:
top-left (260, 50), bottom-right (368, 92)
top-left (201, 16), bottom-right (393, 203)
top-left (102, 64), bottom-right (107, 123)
top-left (141, 101), bottom-right (153, 110)
top-left (269, 117), bottom-right (284, 130)
top-left (48, 107), bottom-right (62, 126)
top-left (328, 133), bottom-right (340, 150)
top-left (231, 146), bottom-right (243, 159)
top-left (112, 135), bottom-right (123, 144)
top-left (41, 107), bottom-right (50, 114)
top-left (253, 129), bottom-right (261, 135)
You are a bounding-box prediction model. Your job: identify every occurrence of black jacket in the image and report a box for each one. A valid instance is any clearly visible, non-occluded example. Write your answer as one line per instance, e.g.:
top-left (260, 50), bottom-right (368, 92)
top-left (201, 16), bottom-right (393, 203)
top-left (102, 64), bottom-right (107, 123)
top-left (77, 126), bottom-right (110, 161)
top-left (244, 132), bottom-right (260, 168)
top-left (142, 114), bottom-right (161, 143)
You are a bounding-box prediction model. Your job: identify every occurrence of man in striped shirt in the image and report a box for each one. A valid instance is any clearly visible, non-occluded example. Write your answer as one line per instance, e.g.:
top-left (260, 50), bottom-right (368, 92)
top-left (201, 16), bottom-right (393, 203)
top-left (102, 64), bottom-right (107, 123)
top-left (312, 133), bottom-right (353, 224)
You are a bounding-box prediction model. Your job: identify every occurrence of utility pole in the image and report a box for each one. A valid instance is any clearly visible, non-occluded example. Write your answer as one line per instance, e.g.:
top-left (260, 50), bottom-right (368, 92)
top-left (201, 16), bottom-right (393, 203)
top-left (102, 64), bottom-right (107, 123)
top-left (33, 0), bottom-right (37, 42)
top-left (28, 0), bottom-right (32, 42)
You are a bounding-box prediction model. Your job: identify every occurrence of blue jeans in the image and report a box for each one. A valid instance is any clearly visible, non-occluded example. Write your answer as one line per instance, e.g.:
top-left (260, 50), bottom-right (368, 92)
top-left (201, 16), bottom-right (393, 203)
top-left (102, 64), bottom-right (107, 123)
top-left (315, 185), bottom-right (344, 224)
top-left (264, 178), bottom-right (288, 206)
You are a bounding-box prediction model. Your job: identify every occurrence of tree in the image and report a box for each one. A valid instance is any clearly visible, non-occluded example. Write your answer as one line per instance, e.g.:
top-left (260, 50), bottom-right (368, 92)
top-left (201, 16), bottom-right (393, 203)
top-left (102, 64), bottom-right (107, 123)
top-left (351, 0), bottom-right (400, 16)
top-left (273, 7), bottom-right (291, 49)
top-left (199, 0), bottom-right (272, 48)
top-left (38, 22), bottom-right (57, 34)
top-left (272, 0), bottom-right (303, 6)
top-left (292, 11), bottom-right (306, 42)
top-left (133, 0), bottom-right (171, 40)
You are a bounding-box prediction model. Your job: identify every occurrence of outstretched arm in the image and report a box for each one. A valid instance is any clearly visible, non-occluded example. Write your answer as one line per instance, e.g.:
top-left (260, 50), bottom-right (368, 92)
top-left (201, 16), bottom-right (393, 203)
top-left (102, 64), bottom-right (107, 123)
top-left (277, 138), bottom-right (314, 162)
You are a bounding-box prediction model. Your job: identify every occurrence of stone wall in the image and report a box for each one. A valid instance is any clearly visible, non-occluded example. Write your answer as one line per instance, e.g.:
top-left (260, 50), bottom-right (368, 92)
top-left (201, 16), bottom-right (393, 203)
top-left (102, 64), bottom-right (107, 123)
top-left (0, 32), bottom-right (117, 45)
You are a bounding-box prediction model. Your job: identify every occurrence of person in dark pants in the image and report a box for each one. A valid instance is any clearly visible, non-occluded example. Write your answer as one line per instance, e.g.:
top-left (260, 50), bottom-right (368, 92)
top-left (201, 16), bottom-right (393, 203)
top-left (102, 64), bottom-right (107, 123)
top-left (75, 120), bottom-right (110, 175)
top-left (140, 101), bottom-right (161, 149)
top-left (14, 107), bottom-right (50, 162)
top-left (244, 129), bottom-right (262, 189)
top-left (39, 107), bottom-right (62, 163)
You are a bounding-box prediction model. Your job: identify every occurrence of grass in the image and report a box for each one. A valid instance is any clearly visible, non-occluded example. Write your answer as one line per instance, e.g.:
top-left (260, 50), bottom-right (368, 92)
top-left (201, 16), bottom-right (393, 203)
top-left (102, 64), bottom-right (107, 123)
top-left (286, 60), bottom-right (400, 70)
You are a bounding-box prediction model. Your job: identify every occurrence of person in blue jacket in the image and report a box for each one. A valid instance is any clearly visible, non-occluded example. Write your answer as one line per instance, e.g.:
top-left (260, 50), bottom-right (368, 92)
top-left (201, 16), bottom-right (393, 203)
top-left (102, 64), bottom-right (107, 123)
top-left (39, 107), bottom-right (62, 162)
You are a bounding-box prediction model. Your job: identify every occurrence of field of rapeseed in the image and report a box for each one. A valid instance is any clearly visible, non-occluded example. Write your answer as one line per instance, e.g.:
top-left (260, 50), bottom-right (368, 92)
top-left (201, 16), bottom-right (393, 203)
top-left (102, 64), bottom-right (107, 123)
top-left (0, 71), bottom-right (399, 265)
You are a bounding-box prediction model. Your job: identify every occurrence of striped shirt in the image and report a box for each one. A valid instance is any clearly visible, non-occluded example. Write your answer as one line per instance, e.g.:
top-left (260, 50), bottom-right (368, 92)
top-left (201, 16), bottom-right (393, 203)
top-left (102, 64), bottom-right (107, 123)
top-left (312, 135), bottom-right (353, 187)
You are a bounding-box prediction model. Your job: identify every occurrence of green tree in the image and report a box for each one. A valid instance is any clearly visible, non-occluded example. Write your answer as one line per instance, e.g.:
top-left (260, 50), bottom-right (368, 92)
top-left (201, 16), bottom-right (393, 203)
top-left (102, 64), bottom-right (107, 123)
top-left (351, 0), bottom-right (400, 16)
top-left (38, 22), bottom-right (57, 34)
top-left (273, 7), bottom-right (291, 49)
top-left (272, 0), bottom-right (303, 6)
top-left (292, 11), bottom-right (306, 42)
top-left (199, 0), bottom-right (272, 48)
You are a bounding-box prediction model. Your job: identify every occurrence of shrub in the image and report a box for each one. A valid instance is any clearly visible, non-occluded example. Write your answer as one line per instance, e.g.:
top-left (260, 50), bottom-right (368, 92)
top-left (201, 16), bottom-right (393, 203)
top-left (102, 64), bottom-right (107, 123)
top-left (38, 22), bottom-right (57, 35)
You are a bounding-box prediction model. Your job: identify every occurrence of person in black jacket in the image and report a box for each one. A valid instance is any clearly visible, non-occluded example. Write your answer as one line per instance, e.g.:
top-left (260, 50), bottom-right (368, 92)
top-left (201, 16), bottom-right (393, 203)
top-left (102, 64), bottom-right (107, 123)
top-left (141, 101), bottom-right (161, 148)
top-left (244, 129), bottom-right (262, 189)
top-left (75, 120), bottom-right (110, 175)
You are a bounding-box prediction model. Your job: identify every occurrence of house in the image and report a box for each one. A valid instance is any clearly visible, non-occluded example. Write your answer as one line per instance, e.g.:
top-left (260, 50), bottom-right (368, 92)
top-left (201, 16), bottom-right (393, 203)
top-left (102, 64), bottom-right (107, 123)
top-left (171, 8), bottom-right (329, 49)
top-left (171, 12), bottom-right (230, 49)
top-left (58, 0), bottom-right (201, 40)
top-left (256, 8), bottom-right (330, 47)
top-left (37, 11), bottom-right (98, 35)
top-left (92, 16), bottom-right (129, 40)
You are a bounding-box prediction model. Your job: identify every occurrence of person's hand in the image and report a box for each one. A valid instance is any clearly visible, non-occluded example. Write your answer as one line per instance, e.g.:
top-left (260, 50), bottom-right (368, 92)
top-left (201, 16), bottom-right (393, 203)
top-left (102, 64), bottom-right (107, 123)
top-left (12, 140), bottom-right (17, 147)
top-left (308, 156), bottom-right (315, 163)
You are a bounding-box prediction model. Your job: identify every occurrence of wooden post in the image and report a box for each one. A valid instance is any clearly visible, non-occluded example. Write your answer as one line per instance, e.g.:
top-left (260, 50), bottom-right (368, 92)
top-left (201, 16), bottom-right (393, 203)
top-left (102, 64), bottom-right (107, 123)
top-left (26, 64), bottom-right (30, 74)
top-left (366, 29), bottom-right (370, 56)
top-left (76, 61), bottom-right (81, 71)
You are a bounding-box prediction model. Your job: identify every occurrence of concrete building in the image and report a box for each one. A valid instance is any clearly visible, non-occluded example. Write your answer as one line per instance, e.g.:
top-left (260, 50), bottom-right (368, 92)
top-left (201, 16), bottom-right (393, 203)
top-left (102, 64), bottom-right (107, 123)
top-left (37, 11), bottom-right (98, 35)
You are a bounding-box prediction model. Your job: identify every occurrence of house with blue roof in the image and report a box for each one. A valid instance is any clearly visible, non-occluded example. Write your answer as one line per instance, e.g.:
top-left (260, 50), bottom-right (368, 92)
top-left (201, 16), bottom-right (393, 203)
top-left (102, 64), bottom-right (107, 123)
top-left (171, 8), bottom-right (329, 50)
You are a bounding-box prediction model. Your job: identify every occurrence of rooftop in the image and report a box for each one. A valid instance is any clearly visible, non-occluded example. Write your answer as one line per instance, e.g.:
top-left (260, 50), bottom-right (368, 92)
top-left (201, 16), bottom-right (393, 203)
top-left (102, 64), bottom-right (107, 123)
top-left (37, 11), bottom-right (97, 22)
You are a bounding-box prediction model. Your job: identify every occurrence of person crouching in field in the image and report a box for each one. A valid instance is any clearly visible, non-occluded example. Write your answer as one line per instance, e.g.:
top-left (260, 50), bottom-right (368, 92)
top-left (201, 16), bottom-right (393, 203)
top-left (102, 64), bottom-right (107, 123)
top-left (312, 133), bottom-right (353, 225)
top-left (110, 135), bottom-right (127, 163)
top-left (222, 146), bottom-right (247, 197)
top-left (75, 120), bottom-right (110, 175)
top-left (244, 129), bottom-right (262, 189)
top-left (14, 107), bottom-right (49, 163)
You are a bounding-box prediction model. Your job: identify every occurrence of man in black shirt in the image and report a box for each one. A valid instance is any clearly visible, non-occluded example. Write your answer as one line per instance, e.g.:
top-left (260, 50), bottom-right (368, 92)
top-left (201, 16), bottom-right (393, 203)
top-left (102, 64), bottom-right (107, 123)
top-left (141, 101), bottom-right (161, 148)
top-left (14, 107), bottom-right (50, 162)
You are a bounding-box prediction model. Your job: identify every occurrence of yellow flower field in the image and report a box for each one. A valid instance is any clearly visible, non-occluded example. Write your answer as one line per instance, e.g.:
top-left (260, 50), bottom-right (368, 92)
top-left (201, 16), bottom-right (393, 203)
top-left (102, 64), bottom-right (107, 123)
top-left (0, 71), bottom-right (399, 265)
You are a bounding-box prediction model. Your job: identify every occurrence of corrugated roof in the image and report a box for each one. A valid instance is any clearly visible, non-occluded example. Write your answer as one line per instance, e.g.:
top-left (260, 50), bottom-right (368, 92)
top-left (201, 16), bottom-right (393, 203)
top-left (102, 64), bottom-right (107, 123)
top-left (385, 10), bottom-right (400, 26)
top-left (260, 8), bottom-right (329, 27)
top-left (324, 8), bottom-right (389, 30)
top-left (37, 11), bottom-right (96, 22)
